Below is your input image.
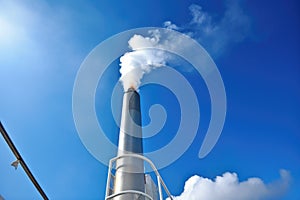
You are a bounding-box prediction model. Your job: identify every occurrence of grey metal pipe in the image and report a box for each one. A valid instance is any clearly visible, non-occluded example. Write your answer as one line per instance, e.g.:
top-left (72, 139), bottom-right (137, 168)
top-left (113, 88), bottom-right (145, 200)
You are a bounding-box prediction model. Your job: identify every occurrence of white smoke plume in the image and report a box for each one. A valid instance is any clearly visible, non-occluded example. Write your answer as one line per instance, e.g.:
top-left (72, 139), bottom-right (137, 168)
top-left (119, 28), bottom-right (195, 91)
top-left (168, 170), bottom-right (291, 200)
top-left (120, 1), bottom-right (251, 90)
top-left (119, 32), bottom-right (170, 91)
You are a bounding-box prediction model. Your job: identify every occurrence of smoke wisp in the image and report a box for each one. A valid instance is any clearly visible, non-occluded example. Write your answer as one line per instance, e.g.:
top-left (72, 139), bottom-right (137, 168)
top-left (164, 1), bottom-right (251, 57)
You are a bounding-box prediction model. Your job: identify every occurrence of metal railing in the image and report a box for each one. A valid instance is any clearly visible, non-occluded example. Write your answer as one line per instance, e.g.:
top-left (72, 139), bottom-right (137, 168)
top-left (105, 154), bottom-right (174, 200)
top-left (106, 190), bottom-right (153, 200)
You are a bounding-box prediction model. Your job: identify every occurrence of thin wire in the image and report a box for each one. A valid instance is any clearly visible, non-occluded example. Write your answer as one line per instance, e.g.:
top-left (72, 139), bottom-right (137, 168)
top-left (0, 121), bottom-right (49, 200)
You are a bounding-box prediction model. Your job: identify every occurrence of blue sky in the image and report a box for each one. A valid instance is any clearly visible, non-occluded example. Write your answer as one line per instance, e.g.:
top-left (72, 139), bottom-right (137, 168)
top-left (0, 0), bottom-right (299, 199)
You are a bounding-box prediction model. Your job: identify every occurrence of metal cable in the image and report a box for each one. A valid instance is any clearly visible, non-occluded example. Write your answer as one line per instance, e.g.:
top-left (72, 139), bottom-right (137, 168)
top-left (0, 121), bottom-right (49, 200)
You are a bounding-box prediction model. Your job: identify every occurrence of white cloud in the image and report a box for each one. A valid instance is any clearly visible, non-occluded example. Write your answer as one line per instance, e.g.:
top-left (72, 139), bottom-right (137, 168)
top-left (164, 0), bottom-right (251, 57)
top-left (168, 170), bottom-right (291, 200)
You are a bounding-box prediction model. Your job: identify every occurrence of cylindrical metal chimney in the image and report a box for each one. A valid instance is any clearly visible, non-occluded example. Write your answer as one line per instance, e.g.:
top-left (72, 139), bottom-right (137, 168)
top-left (113, 88), bottom-right (145, 200)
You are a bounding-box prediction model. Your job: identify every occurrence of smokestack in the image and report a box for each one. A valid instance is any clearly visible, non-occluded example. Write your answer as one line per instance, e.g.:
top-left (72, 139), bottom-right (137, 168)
top-left (113, 88), bottom-right (145, 200)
